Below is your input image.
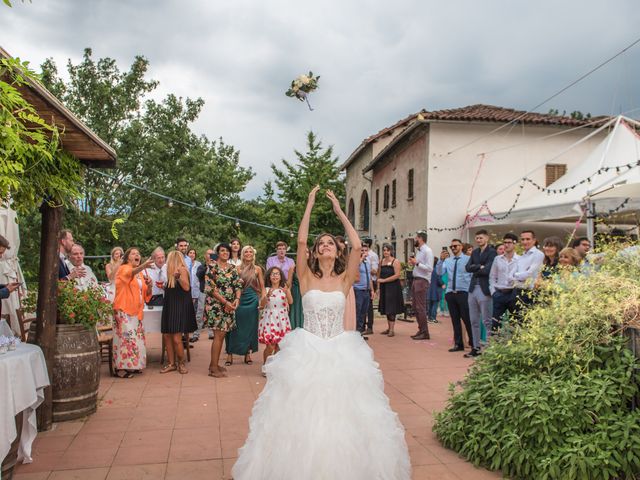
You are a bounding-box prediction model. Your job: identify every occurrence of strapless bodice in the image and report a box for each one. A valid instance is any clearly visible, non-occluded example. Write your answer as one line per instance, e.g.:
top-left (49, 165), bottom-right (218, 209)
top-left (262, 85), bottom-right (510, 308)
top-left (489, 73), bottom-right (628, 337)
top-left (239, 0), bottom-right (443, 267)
top-left (302, 290), bottom-right (346, 339)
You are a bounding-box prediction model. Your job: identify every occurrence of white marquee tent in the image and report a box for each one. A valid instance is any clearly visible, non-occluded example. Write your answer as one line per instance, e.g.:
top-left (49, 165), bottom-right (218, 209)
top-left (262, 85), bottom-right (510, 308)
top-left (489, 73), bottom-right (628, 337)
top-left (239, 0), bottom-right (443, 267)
top-left (489, 115), bottom-right (640, 226)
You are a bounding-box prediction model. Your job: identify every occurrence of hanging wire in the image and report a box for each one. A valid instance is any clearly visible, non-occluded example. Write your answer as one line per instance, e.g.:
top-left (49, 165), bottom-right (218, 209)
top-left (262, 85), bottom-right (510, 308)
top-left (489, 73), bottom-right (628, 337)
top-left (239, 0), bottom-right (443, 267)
top-left (447, 35), bottom-right (640, 155)
top-left (88, 168), bottom-right (318, 235)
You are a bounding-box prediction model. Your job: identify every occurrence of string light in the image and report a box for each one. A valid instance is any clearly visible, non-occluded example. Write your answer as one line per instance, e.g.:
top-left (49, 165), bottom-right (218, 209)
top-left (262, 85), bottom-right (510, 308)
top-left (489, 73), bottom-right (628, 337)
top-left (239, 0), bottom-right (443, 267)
top-left (89, 168), bottom-right (319, 236)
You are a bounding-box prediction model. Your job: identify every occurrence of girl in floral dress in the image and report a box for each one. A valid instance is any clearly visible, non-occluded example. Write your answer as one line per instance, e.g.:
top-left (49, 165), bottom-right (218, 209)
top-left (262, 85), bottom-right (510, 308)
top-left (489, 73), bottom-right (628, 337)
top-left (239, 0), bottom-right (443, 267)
top-left (259, 267), bottom-right (293, 373)
top-left (205, 242), bottom-right (243, 378)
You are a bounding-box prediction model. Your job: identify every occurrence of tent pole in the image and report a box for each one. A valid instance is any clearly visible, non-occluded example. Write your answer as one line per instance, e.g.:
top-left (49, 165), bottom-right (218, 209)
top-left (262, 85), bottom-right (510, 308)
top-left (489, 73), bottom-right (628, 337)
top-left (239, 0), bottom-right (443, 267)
top-left (586, 199), bottom-right (596, 246)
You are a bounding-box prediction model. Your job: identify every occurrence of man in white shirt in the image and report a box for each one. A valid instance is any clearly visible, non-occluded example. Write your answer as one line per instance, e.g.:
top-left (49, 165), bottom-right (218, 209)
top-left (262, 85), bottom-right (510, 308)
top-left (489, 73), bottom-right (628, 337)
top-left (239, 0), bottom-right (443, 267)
top-left (510, 230), bottom-right (544, 321)
top-left (146, 247), bottom-right (167, 306)
top-left (66, 243), bottom-right (98, 291)
top-left (488, 233), bottom-right (520, 331)
top-left (408, 231), bottom-right (434, 340)
top-left (363, 238), bottom-right (379, 335)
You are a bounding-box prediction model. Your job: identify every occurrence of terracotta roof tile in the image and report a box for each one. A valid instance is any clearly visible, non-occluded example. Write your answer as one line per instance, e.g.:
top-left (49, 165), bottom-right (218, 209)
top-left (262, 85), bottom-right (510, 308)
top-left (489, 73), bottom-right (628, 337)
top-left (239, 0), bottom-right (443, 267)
top-left (421, 104), bottom-right (608, 127)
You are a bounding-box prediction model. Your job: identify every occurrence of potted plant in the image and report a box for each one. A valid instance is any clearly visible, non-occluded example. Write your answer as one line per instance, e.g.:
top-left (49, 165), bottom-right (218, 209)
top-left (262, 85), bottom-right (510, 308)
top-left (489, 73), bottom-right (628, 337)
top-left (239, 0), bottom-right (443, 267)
top-left (46, 282), bottom-right (111, 422)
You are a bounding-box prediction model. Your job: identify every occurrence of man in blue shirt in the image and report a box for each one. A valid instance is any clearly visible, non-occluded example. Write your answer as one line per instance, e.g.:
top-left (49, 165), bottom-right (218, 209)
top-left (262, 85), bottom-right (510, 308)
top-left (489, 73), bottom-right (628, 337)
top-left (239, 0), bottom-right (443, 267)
top-left (353, 243), bottom-right (374, 336)
top-left (436, 238), bottom-right (473, 353)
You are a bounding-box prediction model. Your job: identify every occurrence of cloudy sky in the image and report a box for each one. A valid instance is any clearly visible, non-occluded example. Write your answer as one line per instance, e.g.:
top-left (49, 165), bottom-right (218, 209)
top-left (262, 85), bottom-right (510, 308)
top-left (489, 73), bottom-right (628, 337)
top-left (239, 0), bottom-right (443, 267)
top-left (2, 1), bottom-right (640, 198)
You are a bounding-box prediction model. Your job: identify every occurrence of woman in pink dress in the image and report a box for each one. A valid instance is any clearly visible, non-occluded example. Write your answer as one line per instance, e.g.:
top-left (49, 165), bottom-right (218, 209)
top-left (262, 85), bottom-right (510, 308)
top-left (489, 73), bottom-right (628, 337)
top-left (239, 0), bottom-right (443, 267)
top-left (259, 266), bottom-right (293, 373)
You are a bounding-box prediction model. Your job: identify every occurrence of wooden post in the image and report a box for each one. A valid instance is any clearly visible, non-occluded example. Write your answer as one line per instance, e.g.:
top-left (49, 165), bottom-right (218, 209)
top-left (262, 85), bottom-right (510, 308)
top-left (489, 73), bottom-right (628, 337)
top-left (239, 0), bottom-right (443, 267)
top-left (34, 201), bottom-right (63, 431)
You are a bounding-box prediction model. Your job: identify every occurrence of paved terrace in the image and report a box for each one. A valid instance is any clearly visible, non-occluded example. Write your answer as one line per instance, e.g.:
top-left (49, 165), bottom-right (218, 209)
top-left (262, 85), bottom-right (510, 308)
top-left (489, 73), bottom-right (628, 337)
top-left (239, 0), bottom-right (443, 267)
top-left (15, 315), bottom-right (501, 480)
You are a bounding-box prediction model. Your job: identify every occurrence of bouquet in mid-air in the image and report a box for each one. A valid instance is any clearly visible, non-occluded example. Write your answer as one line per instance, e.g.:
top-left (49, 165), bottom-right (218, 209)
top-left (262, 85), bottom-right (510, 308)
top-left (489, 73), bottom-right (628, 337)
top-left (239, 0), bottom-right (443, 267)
top-left (285, 72), bottom-right (320, 110)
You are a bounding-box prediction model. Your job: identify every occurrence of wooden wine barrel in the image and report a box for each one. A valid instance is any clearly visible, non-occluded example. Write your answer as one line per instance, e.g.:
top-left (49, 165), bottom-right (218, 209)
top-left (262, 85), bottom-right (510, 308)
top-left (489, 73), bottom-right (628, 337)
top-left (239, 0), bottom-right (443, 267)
top-left (1, 411), bottom-right (24, 480)
top-left (29, 323), bottom-right (100, 422)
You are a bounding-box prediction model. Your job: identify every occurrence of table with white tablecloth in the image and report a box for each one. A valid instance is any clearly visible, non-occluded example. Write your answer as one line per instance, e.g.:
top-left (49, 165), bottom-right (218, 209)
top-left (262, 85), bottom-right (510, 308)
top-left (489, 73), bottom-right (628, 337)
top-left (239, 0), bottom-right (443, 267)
top-left (142, 306), bottom-right (162, 333)
top-left (0, 343), bottom-right (50, 470)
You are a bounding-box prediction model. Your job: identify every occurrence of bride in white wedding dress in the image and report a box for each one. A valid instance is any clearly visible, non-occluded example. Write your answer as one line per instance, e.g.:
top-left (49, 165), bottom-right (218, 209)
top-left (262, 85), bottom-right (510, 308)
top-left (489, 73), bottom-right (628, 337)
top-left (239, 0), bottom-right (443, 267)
top-left (232, 187), bottom-right (411, 480)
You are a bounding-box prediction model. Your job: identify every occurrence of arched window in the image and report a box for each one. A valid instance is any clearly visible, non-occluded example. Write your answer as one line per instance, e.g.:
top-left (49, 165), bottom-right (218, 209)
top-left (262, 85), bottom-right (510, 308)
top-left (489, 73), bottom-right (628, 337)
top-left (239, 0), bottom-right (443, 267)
top-left (347, 198), bottom-right (356, 227)
top-left (359, 190), bottom-right (370, 231)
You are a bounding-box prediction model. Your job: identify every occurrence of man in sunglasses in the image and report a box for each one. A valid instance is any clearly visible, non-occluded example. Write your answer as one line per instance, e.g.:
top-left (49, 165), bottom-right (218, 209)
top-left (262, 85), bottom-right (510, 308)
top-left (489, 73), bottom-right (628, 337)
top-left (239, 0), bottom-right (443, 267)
top-left (436, 239), bottom-right (473, 353)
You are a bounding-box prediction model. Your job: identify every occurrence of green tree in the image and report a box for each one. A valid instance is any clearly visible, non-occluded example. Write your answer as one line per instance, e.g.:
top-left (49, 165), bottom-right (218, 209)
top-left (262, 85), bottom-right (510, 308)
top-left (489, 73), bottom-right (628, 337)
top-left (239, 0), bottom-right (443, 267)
top-left (19, 48), bottom-right (254, 281)
top-left (249, 131), bottom-right (345, 256)
top-left (0, 57), bottom-right (83, 213)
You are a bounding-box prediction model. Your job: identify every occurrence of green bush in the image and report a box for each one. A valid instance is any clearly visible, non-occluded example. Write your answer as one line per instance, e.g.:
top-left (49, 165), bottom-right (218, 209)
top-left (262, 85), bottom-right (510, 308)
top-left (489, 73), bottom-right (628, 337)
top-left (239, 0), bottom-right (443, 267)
top-left (433, 257), bottom-right (640, 480)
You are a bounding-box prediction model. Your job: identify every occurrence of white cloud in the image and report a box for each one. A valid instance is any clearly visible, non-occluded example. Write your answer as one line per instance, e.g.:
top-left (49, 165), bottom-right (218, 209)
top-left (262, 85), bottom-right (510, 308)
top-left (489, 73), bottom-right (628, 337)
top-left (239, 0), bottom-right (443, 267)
top-left (2, 0), bottom-right (640, 198)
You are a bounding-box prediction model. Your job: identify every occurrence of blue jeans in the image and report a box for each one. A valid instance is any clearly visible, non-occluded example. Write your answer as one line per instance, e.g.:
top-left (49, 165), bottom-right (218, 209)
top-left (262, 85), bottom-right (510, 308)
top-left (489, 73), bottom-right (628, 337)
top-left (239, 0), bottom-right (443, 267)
top-left (427, 300), bottom-right (438, 320)
top-left (354, 289), bottom-right (371, 332)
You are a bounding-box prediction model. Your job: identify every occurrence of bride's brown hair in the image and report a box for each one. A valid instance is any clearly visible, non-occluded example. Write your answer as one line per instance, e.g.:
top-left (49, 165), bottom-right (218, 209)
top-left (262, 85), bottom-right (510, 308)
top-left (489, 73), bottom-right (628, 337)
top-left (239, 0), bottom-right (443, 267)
top-left (308, 233), bottom-right (347, 278)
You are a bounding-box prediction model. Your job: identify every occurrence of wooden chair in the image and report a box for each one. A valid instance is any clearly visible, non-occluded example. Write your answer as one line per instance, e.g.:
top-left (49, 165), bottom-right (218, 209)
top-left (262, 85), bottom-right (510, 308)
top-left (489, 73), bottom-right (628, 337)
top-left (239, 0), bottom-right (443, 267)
top-left (97, 324), bottom-right (115, 377)
top-left (16, 309), bottom-right (36, 342)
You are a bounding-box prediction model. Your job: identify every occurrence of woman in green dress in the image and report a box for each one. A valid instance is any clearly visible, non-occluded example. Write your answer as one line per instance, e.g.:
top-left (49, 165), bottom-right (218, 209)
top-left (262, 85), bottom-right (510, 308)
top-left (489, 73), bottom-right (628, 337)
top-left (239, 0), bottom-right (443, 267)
top-left (226, 246), bottom-right (263, 365)
top-left (287, 262), bottom-right (305, 329)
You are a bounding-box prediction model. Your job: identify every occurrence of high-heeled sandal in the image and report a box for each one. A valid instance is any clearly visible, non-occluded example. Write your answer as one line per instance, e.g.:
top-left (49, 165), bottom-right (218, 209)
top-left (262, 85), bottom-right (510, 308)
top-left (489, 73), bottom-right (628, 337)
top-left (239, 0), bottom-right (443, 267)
top-left (160, 364), bottom-right (177, 374)
top-left (224, 356), bottom-right (233, 367)
top-left (380, 329), bottom-right (390, 335)
top-left (244, 354), bottom-right (253, 365)
top-left (177, 362), bottom-right (188, 374)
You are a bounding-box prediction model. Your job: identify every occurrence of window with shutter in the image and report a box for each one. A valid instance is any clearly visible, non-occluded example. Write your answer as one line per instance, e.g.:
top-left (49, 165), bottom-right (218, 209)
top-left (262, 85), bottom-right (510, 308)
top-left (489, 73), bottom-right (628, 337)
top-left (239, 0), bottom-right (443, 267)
top-left (545, 164), bottom-right (567, 186)
top-left (407, 169), bottom-right (414, 200)
top-left (383, 185), bottom-right (389, 211)
top-left (391, 180), bottom-right (397, 208)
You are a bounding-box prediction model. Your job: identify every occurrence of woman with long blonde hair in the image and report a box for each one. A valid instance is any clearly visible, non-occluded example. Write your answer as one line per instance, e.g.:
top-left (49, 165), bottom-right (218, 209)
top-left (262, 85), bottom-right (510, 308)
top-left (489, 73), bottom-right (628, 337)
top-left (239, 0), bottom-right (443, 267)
top-left (105, 246), bottom-right (124, 302)
top-left (225, 245), bottom-right (264, 366)
top-left (160, 251), bottom-right (197, 374)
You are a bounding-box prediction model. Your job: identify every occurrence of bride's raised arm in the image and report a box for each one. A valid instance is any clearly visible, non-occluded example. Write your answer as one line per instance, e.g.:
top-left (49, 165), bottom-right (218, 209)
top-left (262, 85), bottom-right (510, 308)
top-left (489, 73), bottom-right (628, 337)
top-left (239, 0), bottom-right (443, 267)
top-left (326, 190), bottom-right (361, 287)
top-left (296, 185), bottom-right (320, 283)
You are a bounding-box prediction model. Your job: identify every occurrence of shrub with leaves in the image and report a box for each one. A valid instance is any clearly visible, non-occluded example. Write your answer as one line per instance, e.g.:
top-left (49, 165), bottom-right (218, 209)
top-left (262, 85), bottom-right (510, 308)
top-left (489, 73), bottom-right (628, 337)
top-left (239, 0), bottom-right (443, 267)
top-left (433, 252), bottom-right (640, 479)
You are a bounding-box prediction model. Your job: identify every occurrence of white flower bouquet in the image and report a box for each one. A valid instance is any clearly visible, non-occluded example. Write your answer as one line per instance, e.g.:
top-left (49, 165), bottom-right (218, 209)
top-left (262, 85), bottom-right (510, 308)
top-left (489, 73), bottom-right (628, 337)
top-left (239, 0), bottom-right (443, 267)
top-left (285, 71), bottom-right (320, 110)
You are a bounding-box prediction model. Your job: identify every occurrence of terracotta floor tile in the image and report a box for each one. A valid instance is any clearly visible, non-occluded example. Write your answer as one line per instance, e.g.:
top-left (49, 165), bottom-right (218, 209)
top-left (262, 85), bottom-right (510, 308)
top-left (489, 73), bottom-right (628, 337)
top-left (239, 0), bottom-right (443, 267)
top-left (37, 421), bottom-right (85, 437)
top-left (446, 461), bottom-right (502, 479)
top-left (411, 464), bottom-right (461, 480)
top-left (112, 445), bottom-right (170, 466)
top-left (106, 463), bottom-right (166, 480)
top-left (81, 418), bottom-right (132, 434)
top-left (48, 466), bottom-right (110, 480)
top-left (68, 431), bottom-right (125, 451)
top-left (221, 437), bottom-right (244, 459)
top-left (165, 459), bottom-right (224, 480)
top-left (32, 434), bottom-right (75, 453)
top-left (169, 427), bottom-right (221, 462)
top-left (90, 407), bottom-right (136, 421)
top-left (12, 472), bottom-right (51, 480)
top-left (56, 449), bottom-right (117, 470)
top-left (121, 429), bottom-right (172, 448)
top-left (14, 451), bottom-right (60, 473)
top-left (409, 445), bottom-right (442, 466)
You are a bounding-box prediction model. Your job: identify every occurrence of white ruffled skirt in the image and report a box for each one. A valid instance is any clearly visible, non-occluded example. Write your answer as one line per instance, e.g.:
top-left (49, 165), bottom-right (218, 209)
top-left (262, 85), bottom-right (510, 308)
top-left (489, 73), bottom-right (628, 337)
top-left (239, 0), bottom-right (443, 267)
top-left (231, 328), bottom-right (411, 480)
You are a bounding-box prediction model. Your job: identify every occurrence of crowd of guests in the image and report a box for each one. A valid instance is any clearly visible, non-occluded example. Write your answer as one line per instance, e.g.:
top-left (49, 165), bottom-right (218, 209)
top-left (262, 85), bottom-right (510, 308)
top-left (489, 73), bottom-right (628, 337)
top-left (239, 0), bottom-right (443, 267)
top-left (411, 229), bottom-right (592, 358)
top-left (57, 230), bottom-right (304, 379)
top-left (54, 225), bottom-right (594, 378)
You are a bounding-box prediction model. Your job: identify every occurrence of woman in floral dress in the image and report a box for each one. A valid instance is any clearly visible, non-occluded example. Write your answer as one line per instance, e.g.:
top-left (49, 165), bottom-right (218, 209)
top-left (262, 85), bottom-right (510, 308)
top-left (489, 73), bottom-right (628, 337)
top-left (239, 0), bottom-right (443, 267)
top-left (259, 266), bottom-right (293, 374)
top-left (112, 248), bottom-right (153, 378)
top-left (205, 242), bottom-right (243, 378)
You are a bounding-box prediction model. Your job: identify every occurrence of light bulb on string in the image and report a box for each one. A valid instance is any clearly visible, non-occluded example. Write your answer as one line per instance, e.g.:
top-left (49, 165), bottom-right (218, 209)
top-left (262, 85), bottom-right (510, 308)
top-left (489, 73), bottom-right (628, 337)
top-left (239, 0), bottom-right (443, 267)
top-left (167, 199), bottom-right (174, 208)
top-left (235, 219), bottom-right (240, 228)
